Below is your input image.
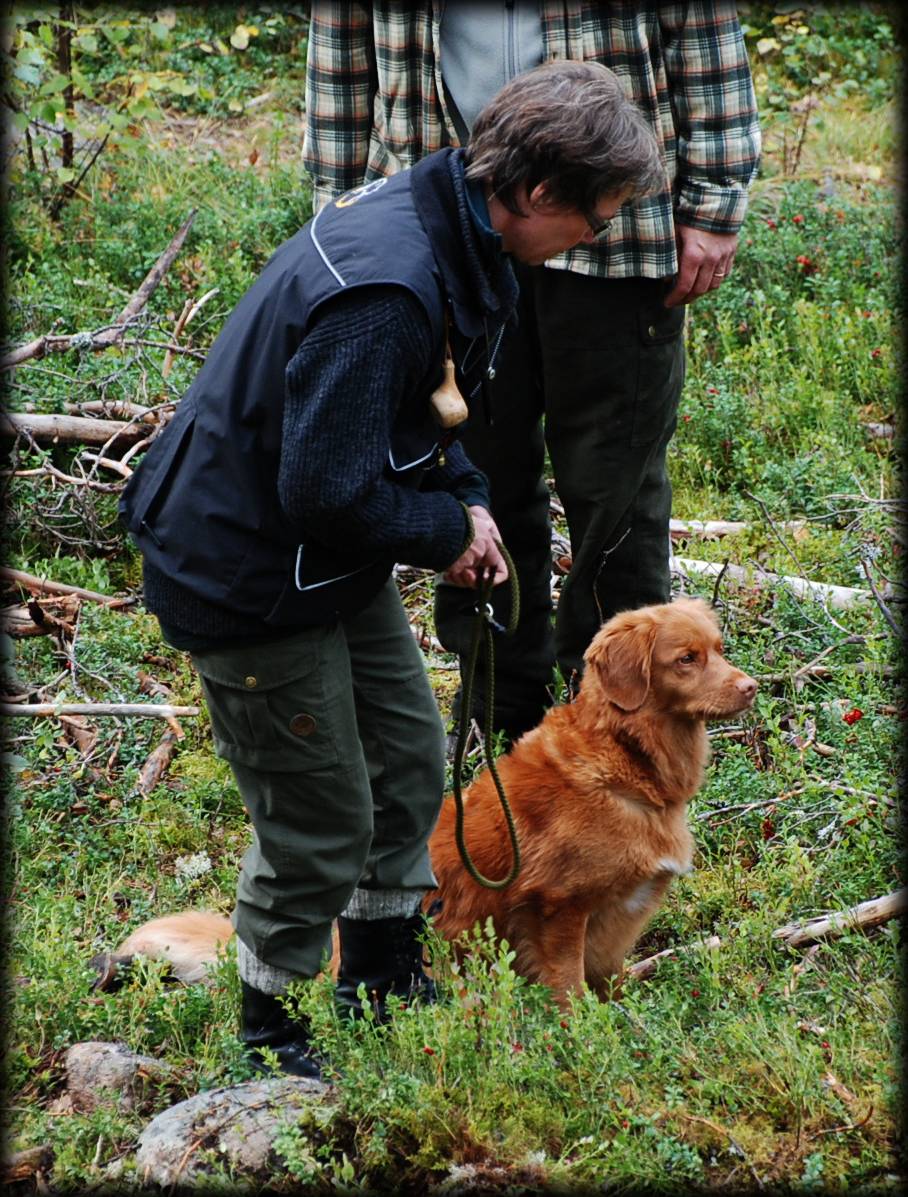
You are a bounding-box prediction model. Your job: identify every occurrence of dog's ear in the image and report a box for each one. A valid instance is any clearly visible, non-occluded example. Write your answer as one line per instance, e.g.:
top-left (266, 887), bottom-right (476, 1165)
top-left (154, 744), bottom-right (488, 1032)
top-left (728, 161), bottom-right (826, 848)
top-left (584, 614), bottom-right (658, 711)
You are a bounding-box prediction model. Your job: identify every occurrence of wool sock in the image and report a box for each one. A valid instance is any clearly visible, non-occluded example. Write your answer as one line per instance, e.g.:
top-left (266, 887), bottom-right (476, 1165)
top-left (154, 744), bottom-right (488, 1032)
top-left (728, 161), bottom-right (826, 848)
top-left (236, 936), bottom-right (298, 996)
top-left (341, 887), bottom-right (424, 920)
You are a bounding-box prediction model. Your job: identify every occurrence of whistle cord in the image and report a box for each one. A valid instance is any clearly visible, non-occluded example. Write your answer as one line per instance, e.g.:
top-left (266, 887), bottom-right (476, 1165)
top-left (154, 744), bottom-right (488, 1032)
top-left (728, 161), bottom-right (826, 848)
top-left (451, 539), bottom-right (521, 889)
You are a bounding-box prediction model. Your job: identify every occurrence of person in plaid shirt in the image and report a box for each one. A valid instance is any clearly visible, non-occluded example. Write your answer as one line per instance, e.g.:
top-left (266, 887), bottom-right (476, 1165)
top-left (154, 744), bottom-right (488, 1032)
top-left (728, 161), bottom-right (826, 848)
top-left (303, 2), bottom-right (761, 743)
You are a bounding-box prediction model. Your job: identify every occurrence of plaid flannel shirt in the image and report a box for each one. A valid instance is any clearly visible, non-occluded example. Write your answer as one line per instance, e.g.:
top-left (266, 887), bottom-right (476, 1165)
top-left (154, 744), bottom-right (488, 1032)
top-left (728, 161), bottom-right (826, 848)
top-left (303, 1), bottom-right (761, 279)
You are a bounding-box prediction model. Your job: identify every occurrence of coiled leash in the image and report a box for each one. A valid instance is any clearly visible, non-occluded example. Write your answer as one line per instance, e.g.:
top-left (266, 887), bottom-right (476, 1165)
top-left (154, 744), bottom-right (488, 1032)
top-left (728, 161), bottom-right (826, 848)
top-left (451, 539), bottom-right (522, 889)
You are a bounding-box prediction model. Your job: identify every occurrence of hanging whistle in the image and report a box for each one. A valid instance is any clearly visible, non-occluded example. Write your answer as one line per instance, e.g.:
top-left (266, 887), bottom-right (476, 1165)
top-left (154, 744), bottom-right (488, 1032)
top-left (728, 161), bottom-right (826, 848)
top-left (429, 344), bottom-right (468, 429)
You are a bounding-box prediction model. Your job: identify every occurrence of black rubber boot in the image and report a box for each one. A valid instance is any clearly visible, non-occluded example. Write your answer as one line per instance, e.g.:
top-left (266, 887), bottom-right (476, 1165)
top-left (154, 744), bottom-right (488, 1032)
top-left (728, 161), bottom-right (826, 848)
top-left (240, 980), bottom-right (322, 1079)
top-left (335, 913), bottom-right (437, 1021)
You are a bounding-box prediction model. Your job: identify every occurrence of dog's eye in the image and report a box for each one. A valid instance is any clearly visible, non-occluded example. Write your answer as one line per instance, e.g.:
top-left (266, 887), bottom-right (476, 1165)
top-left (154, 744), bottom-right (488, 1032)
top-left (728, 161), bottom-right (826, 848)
top-left (678, 652), bottom-right (696, 665)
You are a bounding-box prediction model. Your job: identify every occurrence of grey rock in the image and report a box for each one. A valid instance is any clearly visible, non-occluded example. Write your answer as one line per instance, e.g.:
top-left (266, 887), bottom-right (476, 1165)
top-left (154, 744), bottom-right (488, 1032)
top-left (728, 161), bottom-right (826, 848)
top-left (64, 1041), bottom-right (174, 1113)
top-left (134, 1076), bottom-right (329, 1187)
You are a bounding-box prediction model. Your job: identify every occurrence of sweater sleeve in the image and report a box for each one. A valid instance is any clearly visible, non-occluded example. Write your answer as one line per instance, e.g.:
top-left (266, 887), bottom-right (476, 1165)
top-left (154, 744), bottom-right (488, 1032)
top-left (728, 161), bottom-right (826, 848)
top-left (422, 439), bottom-right (491, 511)
top-left (278, 286), bottom-right (474, 571)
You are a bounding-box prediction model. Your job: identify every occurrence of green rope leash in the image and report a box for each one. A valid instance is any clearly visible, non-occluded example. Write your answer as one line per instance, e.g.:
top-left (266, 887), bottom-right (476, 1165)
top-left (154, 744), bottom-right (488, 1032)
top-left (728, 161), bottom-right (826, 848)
top-left (451, 539), bottom-right (522, 889)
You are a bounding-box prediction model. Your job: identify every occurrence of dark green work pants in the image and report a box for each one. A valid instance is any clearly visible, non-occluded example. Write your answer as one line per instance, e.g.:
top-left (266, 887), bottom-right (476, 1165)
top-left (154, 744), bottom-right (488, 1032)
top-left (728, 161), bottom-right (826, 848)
top-left (190, 580), bottom-right (445, 977)
top-left (435, 267), bottom-right (686, 738)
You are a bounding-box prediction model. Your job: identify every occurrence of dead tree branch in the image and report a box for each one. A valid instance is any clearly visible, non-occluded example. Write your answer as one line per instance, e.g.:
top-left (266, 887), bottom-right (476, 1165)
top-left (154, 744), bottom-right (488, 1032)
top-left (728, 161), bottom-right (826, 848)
top-left (1, 703), bottom-right (200, 718)
top-left (671, 556), bottom-right (872, 610)
top-left (1, 210), bottom-right (197, 370)
top-left (627, 889), bottom-right (905, 979)
top-left (0, 567), bottom-right (134, 608)
top-left (1, 412), bottom-right (152, 447)
top-left (772, 889), bottom-right (906, 948)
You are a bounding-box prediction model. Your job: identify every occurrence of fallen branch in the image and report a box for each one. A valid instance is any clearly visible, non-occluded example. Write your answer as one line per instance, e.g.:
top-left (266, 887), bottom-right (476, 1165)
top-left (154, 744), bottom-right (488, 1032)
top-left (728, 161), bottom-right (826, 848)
top-left (772, 888), bottom-right (906, 948)
top-left (1, 209), bottom-right (197, 370)
top-left (626, 935), bottom-right (722, 981)
top-left (0, 567), bottom-right (134, 608)
top-left (0, 412), bottom-right (150, 447)
top-left (756, 661), bottom-right (895, 684)
top-left (628, 889), bottom-right (905, 978)
top-left (669, 517), bottom-right (805, 539)
top-left (2, 1144), bottom-right (54, 1185)
top-left (1, 594), bottom-right (81, 637)
top-left (0, 703), bottom-right (199, 718)
top-left (671, 555), bottom-right (871, 610)
top-left (65, 399), bottom-right (151, 420)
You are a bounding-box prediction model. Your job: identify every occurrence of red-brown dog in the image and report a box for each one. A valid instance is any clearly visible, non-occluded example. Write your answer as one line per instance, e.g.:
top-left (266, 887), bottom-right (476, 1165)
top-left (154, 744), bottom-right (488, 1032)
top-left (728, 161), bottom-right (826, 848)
top-left (96, 599), bottom-right (756, 1009)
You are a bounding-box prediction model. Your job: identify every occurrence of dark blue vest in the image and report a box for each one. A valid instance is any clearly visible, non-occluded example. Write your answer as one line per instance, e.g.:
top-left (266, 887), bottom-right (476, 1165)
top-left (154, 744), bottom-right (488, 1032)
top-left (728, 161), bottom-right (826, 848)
top-left (120, 152), bottom-right (486, 627)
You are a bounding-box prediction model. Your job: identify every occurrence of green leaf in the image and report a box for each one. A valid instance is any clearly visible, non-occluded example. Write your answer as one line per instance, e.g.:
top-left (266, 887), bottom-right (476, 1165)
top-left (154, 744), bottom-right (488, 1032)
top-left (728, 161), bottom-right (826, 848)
top-left (39, 100), bottom-right (59, 123)
top-left (16, 45), bottom-right (47, 66)
top-left (10, 110), bottom-right (30, 132)
top-left (55, 165), bottom-right (75, 183)
top-left (37, 23), bottom-right (54, 48)
top-left (1, 753), bottom-right (30, 774)
top-left (74, 33), bottom-right (98, 53)
top-left (38, 72), bottom-right (70, 96)
top-left (13, 63), bottom-right (41, 86)
top-left (102, 24), bottom-right (130, 45)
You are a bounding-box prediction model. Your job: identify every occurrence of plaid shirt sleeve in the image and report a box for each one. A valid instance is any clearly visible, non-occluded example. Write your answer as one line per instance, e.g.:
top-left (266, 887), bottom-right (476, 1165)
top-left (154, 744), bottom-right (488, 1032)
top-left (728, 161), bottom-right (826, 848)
top-left (658, 1), bottom-right (761, 232)
top-left (303, 3), bottom-right (377, 212)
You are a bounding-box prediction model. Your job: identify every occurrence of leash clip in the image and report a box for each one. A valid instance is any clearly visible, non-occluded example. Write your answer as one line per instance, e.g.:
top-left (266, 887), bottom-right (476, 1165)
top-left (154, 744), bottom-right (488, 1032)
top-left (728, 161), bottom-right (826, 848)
top-left (472, 599), bottom-right (506, 634)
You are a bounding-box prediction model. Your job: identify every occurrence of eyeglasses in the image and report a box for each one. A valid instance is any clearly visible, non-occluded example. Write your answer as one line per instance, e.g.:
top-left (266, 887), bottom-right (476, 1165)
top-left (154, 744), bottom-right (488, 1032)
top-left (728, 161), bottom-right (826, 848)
top-left (584, 211), bottom-right (614, 242)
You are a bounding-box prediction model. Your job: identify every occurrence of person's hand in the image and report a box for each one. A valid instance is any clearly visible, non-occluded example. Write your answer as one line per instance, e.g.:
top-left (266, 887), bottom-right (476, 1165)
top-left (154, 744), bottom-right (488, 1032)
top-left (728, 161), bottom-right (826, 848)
top-left (443, 506), bottom-right (509, 588)
top-left (663, 226), bottom-right (738, 308)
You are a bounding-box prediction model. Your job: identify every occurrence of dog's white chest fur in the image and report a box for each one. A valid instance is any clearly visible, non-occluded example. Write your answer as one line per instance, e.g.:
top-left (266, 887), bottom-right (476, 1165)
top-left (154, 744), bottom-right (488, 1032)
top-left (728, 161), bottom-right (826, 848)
top-left (623, 856), bottom-right (692, 914)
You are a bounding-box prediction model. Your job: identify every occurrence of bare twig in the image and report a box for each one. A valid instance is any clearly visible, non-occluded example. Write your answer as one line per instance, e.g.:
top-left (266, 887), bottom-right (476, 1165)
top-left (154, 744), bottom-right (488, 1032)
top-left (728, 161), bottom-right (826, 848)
top-left (162, 286), bottom-right (219, 377)
top-left (807, 1105), bottom-right (874, 1140)
top-left (78, 452), bottom-right (133, 479)
top-left (710, 557), bottom-right (730, 607)
top-left (859, 556), bottom-right (901, 637)
top-left (756, 661), bottom-right (895, 684)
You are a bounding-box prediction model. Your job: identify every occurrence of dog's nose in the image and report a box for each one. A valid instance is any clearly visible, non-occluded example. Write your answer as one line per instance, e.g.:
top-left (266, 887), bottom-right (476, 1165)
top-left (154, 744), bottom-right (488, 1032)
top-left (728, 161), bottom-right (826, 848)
top-left (736, 675), bottom-right (758, 700)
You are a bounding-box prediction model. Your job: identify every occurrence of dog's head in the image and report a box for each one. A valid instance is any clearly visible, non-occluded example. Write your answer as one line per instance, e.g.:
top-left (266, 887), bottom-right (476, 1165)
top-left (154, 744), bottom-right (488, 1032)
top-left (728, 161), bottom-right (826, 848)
top-left (583, 598), bottom-right (758, 719)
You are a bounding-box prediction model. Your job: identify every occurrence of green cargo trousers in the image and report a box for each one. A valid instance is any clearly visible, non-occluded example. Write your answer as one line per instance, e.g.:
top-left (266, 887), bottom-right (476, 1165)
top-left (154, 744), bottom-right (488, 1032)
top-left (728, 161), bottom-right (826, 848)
top-left (435, 268), bottom-right (686, 738)
top-left (189, 579), bottom-right (445, 977)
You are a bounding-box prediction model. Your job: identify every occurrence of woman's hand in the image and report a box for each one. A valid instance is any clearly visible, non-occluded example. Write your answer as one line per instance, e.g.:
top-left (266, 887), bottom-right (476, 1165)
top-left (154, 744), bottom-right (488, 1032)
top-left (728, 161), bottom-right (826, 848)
top-left (443, 506), bottom-right (509, 588)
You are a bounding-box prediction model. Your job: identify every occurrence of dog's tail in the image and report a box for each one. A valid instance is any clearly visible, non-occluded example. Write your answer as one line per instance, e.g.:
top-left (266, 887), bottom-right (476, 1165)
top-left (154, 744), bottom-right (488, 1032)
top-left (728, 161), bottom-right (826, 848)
top-left (89, 910), bottom-right (234, 991)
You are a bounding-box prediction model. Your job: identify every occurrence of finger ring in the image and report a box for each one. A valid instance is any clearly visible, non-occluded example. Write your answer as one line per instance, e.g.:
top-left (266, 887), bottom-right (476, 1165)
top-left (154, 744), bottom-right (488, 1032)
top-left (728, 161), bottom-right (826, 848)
top-left (713, 270), bottom-right (727, 278)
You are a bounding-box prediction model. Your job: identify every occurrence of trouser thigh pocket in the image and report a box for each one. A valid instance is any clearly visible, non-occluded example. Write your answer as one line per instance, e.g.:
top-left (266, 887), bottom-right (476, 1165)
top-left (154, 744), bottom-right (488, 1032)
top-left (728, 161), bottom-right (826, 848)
top-left (192, 629), bottom-right (342, 773)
